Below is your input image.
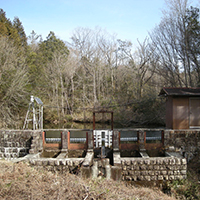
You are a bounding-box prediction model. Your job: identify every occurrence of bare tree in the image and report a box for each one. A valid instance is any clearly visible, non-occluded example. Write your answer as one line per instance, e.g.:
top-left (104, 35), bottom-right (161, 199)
top-left (0, 37), bottom-right (28, 128)
top-left (116, 39), bottom-right (158, 98)
top-left (70, 27), bottom-right (119, 108)
top-left (150, 0), bottom-right (198, 87)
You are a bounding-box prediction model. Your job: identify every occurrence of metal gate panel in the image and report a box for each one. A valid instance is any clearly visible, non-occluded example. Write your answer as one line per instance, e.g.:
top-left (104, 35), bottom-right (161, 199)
top-left (94, 130), bottom-right (102, 148)
top-left (105, 130), bottom-right (112, 148)
top-left (94, 130), bottom-right (113, 148)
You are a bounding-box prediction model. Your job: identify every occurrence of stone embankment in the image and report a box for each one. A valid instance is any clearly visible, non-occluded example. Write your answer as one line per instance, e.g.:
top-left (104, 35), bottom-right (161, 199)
top-left (164, 130), bottom-right (200, 161)
top-left (29, 157), bottom-right (84, 174)
top-left (121, 157), bottom-right (187, 181)
top-left (0, 130), bottom-right (34, 159)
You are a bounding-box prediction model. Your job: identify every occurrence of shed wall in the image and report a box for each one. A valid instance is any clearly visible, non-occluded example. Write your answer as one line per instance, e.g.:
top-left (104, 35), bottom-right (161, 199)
top-left (189, 98), bottom-right (200, 128)
top-left (166, 96), bottom-right (173, 129)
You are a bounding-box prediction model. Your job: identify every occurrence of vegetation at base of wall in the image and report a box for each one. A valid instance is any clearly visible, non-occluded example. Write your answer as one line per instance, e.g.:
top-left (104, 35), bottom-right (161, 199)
top-left (1, 159), bottom-right (199, 200)
top-left (0, 160), bottom-right (175, 200)
top-left (169, 153), bottom-right (200, 200)
top-left (1, 0), bottom-right (200, 128)
top-left (169, 172), bottom-right (200, 199)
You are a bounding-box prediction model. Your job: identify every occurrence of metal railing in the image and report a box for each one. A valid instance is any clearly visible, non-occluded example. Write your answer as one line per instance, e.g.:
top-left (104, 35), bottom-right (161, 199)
top-left (146, 136), bottom-right (162, 140)
top-left (45, 136), bottom-right (162, 143)
top-left (45, 138), bottom-right (87, 143)
top-left (45, 138), bottom-right (61, 143)
top-left (120, 137), bottom-right (137, 142)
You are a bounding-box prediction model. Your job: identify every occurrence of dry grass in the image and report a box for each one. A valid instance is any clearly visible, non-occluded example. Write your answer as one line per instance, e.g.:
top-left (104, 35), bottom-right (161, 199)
top-left (0, 160), bottom-right (176, 200)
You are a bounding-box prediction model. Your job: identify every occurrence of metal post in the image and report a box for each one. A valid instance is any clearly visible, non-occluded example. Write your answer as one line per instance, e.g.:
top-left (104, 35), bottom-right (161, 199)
top-left (41, 105), bottom-right (43, 129)
top-left (119, 131), bottom-right (121, 150)
top-left (86, 132), bottom-right (88, 149)
top-left (144, 131), bottom-right (146, 146)
top-left (161, 130), bottom-right (164, 145)
top-left (67, 131), bottom-right (70, 150)
top-left (42, 131), bottom-right (46, 146)
top-left (32, 99), bottom-right (36, 130)
top-left (93, 112), bottom-right (95, 130)
top-left (137, 131), bottom-right (139, 143)
top-left (111, 112), bottom-right (113, 130)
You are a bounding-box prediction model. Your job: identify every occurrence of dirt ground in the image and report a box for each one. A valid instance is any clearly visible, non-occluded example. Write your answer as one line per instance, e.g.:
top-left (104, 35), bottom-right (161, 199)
top-left (0, 160), bottom-right (176, 200)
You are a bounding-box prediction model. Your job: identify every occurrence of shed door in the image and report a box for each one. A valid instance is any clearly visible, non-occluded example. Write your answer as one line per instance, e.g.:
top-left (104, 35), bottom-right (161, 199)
top-left (173, 98), bottom-right (189, 129)
top-left (190, 98), bottom-right (200, 128)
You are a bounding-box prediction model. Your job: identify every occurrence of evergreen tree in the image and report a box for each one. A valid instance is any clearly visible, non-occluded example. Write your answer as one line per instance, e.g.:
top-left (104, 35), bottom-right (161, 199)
top-left (26, 31), bottom-right (44, 92)
top-left (13, 17), bottom-right (27, 48)
top-left (39, 31), bottom-right (69, 63)
top-left (0, 9), bottom-right (27, 49)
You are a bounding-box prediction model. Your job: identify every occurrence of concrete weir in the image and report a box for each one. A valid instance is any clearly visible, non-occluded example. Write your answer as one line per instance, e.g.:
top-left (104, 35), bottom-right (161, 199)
top-left (0, 129), bottom-right (198, 181)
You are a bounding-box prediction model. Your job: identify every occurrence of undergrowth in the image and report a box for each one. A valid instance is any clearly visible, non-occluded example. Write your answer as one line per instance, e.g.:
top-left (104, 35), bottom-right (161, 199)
top-left (0, 160), bottom-right (175, 200)
top-left (1, 158), bottom-right (200, 200)
top-left (169, 171), bottom-right (200, 199)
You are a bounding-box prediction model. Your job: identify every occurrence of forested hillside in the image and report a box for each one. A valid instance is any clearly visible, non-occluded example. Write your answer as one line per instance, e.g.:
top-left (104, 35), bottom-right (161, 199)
top-left (1, 0), bottom-right (200, 129)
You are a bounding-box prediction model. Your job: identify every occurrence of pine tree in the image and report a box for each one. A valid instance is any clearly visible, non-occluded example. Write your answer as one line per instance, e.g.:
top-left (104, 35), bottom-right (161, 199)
top-left (13, 17), bottom-right (27, 48)
top-left (0, 9), bottom-right (27, 49)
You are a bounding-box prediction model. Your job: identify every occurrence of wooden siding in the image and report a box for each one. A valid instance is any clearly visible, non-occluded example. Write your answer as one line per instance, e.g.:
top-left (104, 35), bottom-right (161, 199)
top-left (173, 97), bottom-right (189, 129)
top-left (166, 96), bottom-right (173, 129)
top-left (189, 98), bottom-right (200, 128)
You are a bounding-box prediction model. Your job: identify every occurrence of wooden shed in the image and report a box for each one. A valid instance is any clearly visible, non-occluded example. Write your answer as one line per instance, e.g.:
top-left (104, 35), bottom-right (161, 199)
top-left (159, 87), bottom-right (200, 129)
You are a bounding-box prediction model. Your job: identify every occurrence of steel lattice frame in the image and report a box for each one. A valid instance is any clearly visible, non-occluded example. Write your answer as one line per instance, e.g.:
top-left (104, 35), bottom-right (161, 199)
top-left (23, 96), bottom-right (43, 130)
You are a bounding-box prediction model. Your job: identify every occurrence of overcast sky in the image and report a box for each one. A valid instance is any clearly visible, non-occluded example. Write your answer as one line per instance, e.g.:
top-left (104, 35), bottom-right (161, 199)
top-left (1, 0), bottom-right (200, 44)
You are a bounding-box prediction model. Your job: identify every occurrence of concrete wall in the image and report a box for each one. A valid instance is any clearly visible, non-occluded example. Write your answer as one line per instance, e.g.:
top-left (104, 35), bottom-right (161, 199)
top-left (121, 157), bottom-right (187, 181)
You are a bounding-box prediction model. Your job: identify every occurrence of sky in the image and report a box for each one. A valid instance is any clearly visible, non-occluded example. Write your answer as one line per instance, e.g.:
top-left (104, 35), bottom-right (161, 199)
top-left (1, 0), bottom-right (200, 44)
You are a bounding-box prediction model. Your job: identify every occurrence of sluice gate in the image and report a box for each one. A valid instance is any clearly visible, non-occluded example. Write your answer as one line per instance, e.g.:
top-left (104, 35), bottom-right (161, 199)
top-left (39, 128), bottom-right (187, 181)
top-left (0, 107), bottom-right (190, 181)
top-left (93, 130), bottom-right (113, 148)
top-left (0, 129), bottom-right (191, 182)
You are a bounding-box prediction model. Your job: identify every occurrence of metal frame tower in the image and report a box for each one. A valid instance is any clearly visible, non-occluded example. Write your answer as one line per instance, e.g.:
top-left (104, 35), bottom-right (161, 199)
top-left (23, 96), bottom-right (43, 130)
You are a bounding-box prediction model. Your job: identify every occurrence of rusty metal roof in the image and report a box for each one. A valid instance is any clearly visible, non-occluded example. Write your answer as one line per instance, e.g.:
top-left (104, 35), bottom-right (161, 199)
top-left (159, 87), bottom-right (200, 96)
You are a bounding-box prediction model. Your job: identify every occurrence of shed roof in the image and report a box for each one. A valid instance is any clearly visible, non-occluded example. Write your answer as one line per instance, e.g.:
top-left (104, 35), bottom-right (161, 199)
top-left (159, 87), bottom-right (200, 96)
